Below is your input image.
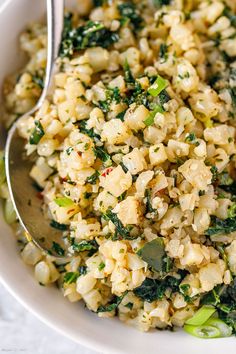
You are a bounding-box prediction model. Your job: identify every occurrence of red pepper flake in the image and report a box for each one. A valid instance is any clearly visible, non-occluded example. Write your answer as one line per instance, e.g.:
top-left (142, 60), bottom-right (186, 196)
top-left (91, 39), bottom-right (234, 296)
top-left (36, 192), bottom-right (43, 200)
top-left (154, 188), bottom-right (166, 197)
top-left (77, 151), bottom-right (82, 157)
top-left (67, 209), bottom-right (75, 214)
top-left (60, 177), bottom-right (68, 183)
top-left (102, 167), bottom-right (113, 177)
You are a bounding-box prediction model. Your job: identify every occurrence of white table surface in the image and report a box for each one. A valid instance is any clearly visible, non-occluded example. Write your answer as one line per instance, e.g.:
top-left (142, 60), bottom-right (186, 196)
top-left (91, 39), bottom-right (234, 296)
top-left (0, 283), bottom-right (101, 354)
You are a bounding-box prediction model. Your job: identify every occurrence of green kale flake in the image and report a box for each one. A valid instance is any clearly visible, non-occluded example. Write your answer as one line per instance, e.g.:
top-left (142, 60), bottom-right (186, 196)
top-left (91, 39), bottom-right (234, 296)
top-left (29, 120), bottom-right (45, 145)
top-left (32, 73), bottom-right (44, 89)
top-left (86, 171), bottom-right (100, 185)
top-left (134, 274), bottom-right (184, 303)
top-left (60, 18), bottom-right (119, 58)
top-left (153, 0), bottom-right (171, 8)
top-left (50, 220), bottom-right (69, 231)
top-left (64, 272), bottom-right (79, 284)
top-left (79, 120), bottom-right (100, 140)
top-left (93, 146), bottom-right (112, 166)
top-left (97, 292), bottom-right (127, 313)
top-left (137, 238), bottom-right (166, 272)
top-left (51, 241), bottom-right (65, 256)
top-left (72, 239), bottom-right (98, 254)
top-left (103, 209), bottom-right (134, 240)
top-left (205, 216), bottom-right (236, 236)
top-left (118, 2), bottom-right (144, 30)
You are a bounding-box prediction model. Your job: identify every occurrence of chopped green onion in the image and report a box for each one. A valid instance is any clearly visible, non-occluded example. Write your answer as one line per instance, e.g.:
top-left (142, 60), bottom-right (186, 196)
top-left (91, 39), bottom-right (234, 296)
top-left (148, 75), bottom-right (168, 97)
top-left (185, 305), bottom-right (216, 326)
top-left (144, 105), bottom-right (164, 126)
top-left (52, 241), bottom-right (65, 256)
top-left (0, 151), bottom-right (6, 185)
top-left (184, 324), bottom-right (221, 339)
top-left (54, 196), bottom-right (74, 207)
top-left (4, 198), bottom-right (17, 224)
top-left (205, 318), bottom-right (232, 337)
top-left (29, 120), bottom-right (45, 145)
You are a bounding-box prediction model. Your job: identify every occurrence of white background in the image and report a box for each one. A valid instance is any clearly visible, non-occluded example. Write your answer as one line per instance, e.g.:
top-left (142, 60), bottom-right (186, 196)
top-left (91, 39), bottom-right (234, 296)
top-left (0, 283), bottom-right (100, 354)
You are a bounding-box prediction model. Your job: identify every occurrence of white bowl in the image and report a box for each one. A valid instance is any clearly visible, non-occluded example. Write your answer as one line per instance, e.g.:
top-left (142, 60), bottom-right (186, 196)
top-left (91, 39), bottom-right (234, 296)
top-left (0, 1), bottom-right (235, 353)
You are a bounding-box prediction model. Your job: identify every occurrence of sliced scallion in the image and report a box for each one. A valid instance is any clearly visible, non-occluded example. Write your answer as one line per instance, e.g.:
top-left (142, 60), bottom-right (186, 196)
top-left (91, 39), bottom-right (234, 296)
top-left (185, 305), bottom-right (216, 326)
top-left (144, 105), bottom-right (164, 126)
top-left (204, 318), bottom-right (232, 337)
top-left (54, 196), bottom-right (74, 207)
top-left (148, 75), bottom-right (168, 97)
top-left (184, 324), bottom-right (221, 339)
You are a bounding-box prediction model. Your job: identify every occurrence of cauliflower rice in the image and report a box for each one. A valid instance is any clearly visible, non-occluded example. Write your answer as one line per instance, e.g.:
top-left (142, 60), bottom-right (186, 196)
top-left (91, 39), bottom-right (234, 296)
top-left (2, 0), bottom-right (236, 335)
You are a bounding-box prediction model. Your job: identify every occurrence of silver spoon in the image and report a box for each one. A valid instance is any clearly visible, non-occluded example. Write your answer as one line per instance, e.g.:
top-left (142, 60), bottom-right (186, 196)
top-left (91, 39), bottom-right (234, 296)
top-left (5, 0), bottom-right (66, 257)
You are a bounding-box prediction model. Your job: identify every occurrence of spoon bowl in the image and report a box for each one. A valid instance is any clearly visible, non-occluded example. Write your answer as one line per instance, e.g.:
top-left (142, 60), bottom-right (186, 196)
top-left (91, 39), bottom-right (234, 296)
top-left (4, 0), bottom-right (66, 257)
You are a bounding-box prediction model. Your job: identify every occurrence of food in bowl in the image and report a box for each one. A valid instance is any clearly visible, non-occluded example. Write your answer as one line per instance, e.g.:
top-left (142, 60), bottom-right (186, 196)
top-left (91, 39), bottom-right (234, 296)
top-left (1, 0), bottom-right (236, 338)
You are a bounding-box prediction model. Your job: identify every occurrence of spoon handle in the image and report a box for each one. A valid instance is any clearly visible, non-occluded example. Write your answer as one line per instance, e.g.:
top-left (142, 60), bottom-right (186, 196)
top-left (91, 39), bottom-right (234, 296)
top-left (38, 0), bottom-right (64, 107)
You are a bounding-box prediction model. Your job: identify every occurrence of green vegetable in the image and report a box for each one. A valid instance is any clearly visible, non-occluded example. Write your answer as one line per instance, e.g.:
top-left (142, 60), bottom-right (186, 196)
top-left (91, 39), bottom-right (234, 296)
top-left (148, 75), bottom-right (168, 97)
top-left (98, 262), bottom-right (105, 271)
top-left (86, 171), bottom-right (100, 185)
top-left (78, 265), bottom-right (87, 275)
top-left (0, 151), bottom-right (6, 186)
top-left (118, 2), bottom-right (144, 30)
top-left (98, 87), bottom-right (121, 113)
top-left (205, 216), bottom-right (236, 236)
top-left (158, 89), bottom-right (171, 106)
top-left (159, 43), bottom-right (168, 61)
top-left (29, 120), bottom-right (45, 145)
top-left (145, 189), bottom-right (156, 214)
top-left (32, 73), bottom-right (44, 89)
top-left (93, 146), bottom-right (112, 167)
top-left (50, 220), bottom-right (69, 231)
top-left (103, 209), bottom-right (134, 240)
top-left (153, 0), bottom-right (171, 7)
top-left (185, 132), bottom-right (197, 143)
top-left (123, 59), bottom-right (135, 84)
top-left (185, 306), bottom-right (216, 326)
top-left (144, 105), bottom-right (164, 126)
top-left (79, 120), bottom-right (100, 140)
top-left (93, 0), bottom-right (107, 6)
top-left (184, 324), bottom-right (221, 338)
top-left (60, 18), bottom-right (119, 58)
top-left (54, 197), bottom-right (74, 207)
top-left (72, 239), bottom-right (98, 253)
top-left (228, 203), bottom-right (236, 218)
top-left (134, 273), bottom-right (186, 302)
top-left (210, 166), bottom-right (218, 183)
top-left (64, 272), bottom-right (79, 284)
top-left (4, 199), bottom-right (17, 224)
top-left (137, 238), bottom-right (166, 272)
top-left (52, 241), bottom-right (65, 256)
top-left (201, 279), bottom-right (236, 333)
top-left (97, 292), bottom-right (127, 313)
top-left (205, 318), bottom-right (232, 337)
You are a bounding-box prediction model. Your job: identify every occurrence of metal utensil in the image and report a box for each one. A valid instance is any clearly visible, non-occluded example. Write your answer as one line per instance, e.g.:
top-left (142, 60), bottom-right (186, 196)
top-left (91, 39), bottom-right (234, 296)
top-left (5, 0), bottom-right (66, 256)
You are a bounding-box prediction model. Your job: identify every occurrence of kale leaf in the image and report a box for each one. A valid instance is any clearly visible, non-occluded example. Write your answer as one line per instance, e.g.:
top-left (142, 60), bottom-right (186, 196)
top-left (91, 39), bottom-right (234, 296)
top-left (103, 209), bottom-right (135, 240)
top-left (205, 216), bottom-right (236, 236)
top-left (134, 273), bottom-right (186, 303)
top-left (137, 238), bottom-right (171, 273)
top-left (50, 220), bottom-right (69, 231)
top-left (72, 239), bottom-right (98, 255)
top-left (93, 146), bottom-right (112, 166)
top-left (118, 2), bottom-right (144, 30)
top-left (201, 279), bottom-right (236, 333)
top-left (60, 18), bottom-right (119, 58)
top-left (51, 241), bottom-right (65, 256)
top-left (153, 0), bottom-right (171, 7)
top-left (97, 292), bottom-right (127, 313)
